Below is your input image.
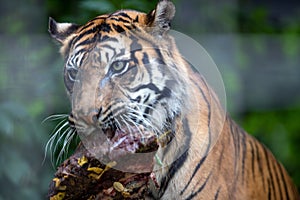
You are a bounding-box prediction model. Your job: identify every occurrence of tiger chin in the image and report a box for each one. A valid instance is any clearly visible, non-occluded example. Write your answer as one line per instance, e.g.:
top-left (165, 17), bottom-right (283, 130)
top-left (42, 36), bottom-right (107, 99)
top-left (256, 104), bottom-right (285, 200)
top-left (48, 0), bottom-right (299, 199)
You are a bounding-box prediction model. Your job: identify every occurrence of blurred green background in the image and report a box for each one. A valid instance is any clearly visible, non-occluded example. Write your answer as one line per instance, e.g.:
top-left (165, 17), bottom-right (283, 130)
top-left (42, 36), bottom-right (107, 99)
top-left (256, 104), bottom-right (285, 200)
top-left (0, 0), bottom-right (299, 199)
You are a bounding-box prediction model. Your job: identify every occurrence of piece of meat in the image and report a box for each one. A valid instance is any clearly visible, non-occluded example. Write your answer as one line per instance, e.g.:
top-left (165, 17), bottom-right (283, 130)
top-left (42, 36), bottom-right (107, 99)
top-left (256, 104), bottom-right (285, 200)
top-left (48, 127), bottom-right (159, 200)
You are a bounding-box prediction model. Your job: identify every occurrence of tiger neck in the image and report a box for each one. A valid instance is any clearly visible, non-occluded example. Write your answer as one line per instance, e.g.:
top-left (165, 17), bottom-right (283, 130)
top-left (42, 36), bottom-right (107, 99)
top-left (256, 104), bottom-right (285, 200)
top-left (151, 74), bottom-right (227, 197)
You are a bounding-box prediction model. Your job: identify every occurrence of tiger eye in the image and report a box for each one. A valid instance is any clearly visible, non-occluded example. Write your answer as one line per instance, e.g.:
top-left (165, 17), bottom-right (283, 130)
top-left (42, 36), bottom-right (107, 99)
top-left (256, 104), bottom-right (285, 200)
top-left (112, 61), bottom-right (125, 71)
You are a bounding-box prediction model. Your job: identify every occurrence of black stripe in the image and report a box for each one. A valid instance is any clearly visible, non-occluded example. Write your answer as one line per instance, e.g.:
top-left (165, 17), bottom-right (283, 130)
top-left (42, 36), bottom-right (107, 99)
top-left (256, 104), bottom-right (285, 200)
top-left (158, 118), bottom-right (191, 198)
top-left (102, 112), bottom-right (113, 124)
top-left (127, 35), bottom-right (143, 67)
top-left (277, 162), bottom-right (290, 199)
top-left (158, 150), bottom-right (188, 197)
top-left (63, 36), bottom-right (76, 59)
top-left (74, 48), bottom-right (89, 57)
top-left (112, 24), bottom-right (125, 33)
top-left (184, 172), bottom-right (212, 200)
top-left (130, 83), bottom-right (160, 94)
top-left (249, 139), bottom-right (256, 181)
top-left (79, 52), bottom-right (87, 67)
top-left (130, 96), bottom-right (141, 103)
top-left (72, 25), bottom-right (100, 45)
top-left (214, 187), bottom-right (221, 200)
top-left (102, 105), bottom-right (112, 116)
top-left (118, 12), bottom-right (132, 20)
top-left (240, 128), bottom-right (247, 183)
top-left (129, 35), bottom-right (142, 52)
top-left (180, 78), bottom-right (212, 195)
top-left (66, 48), bottom-right (87, 67)
top-left (110, 17), bottom-right (131, 23)
top-left (153, 48), bottom-right (166, 65)
top-left (143, 103), bottom-right (153, 117)
top-left (99, 23), bottom-right (112, 32)
top-left (91, 16), bottom-right (107, 21)
top-left (100, 44), bottom-right (117, 52)
top-left (255, 140), bottom-right (266, 191)
top-left (129, 30), bottom-right (161, 52)
top-left (130, 52), bottom-right (139, 67)
top-left (180, 155), bottom-right (207, 195)
top-left (99, 35), bottom-right (118, 43)
top-left (142, 52), bottom-right (149, 65)
top-left (75, 35), bottom-right (97, 47)
top-left (125, 32), bottom-right (166, 73)
top-left (156, 87), bottom-right (172, 101)
top-left (98, 44), bottom-right (117, 61)
top-left (143, 94), bottom-right (150, 104)
top-left (73, 23), bottom-right (114, 46)
top-left (125, 24), bottom-right (137, 30)
top-left (133, 15), bottom-right (139, 23)
top-left (267, 178), bottom-right (271, 200)
top-left (78, 21), bottom-right (95, 32)
top-left (143, 53), bottom-right (154, 82)
top-left (263, 146), bottom-right (276, 199)
top-left (104, 52), bottom-right (110, 63)
top-left (273, 159), bottom-right (283, 200)
top-left (230, 121), bottom-right (239, 177)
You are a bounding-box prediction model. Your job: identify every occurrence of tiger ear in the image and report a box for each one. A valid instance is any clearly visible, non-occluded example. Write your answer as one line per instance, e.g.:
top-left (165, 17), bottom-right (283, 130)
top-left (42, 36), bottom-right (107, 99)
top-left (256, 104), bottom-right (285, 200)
top-left (147, 0), bottom-right (175, 35)
top-left (48, 17), bottom-right (80, 44)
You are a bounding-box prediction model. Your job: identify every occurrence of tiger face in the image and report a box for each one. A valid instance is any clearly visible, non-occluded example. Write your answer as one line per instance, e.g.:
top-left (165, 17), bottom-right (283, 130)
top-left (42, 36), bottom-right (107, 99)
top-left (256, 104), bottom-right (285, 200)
top-left (49, 1), bottom-right (192, 164)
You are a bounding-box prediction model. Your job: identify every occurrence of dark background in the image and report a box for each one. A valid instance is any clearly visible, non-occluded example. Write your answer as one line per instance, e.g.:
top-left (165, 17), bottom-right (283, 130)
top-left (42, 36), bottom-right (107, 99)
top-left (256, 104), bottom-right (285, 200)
top-left (0, 0), bottom-right (299, 199)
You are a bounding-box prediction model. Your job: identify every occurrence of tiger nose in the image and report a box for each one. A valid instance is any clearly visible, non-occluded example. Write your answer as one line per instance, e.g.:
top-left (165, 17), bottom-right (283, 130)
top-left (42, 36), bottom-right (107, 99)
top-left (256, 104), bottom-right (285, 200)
top-left (73, 109), bottom-right (101, 126)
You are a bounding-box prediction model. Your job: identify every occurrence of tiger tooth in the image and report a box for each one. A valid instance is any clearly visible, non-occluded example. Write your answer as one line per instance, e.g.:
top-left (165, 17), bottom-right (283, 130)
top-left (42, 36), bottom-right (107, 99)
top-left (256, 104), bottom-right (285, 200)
top-left (111, 136), bottom-right (126, 149)
top-left (138, 125), bottom-right (144, 131)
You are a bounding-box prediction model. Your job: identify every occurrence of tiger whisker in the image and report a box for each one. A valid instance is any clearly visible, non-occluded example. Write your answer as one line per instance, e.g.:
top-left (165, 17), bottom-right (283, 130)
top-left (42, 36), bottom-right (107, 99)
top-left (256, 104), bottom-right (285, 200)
top-left (42, 114), bottom-right (69, 124)
top-left (43, 113), bottom-right (79, 167)
top-left (52, 121), bottom-right (70, 154)
top-left (129, 103), bottom-right (166, 128)
top-left (44, 118), bottom-right (69, 165)
top-left (126, 111), bottom-right (160, 137)
top-left (120, 115), bottom-right (134, 136)
top-left (56, 128), bottom-right (76, 165)
top-left (126, 105), bottom-right (162, 132)
top-left (114, 118), bottom-right (122, 131)
top-left (123, 114), bottom-right (144, 138)
top-left (134, 103), bottom-right (169, 126)
top-left (55, 127), bottom-right (71, 164)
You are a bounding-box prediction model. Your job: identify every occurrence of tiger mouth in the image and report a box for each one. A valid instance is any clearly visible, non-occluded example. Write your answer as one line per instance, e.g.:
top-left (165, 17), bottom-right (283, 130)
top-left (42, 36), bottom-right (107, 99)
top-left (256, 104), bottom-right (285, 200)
top-left (105, 126), bottom-right (159, 158)
top-left (71, 112), bottom-right (173, 172)
top-left (77, 123), bottom-right (165, 172)
top-left (103, 126), bottom-right (160, 172)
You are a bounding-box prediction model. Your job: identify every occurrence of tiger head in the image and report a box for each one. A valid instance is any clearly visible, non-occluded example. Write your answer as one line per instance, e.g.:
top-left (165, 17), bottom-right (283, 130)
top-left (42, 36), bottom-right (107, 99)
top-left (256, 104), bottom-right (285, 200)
top-left (49, 0), bottom-right (201, 168)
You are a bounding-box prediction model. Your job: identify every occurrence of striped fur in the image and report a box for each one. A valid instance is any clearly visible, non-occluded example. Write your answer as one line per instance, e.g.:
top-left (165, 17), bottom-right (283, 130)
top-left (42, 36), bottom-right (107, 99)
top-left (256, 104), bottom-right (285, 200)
top-left (49, 0), bottom-right (299, 199)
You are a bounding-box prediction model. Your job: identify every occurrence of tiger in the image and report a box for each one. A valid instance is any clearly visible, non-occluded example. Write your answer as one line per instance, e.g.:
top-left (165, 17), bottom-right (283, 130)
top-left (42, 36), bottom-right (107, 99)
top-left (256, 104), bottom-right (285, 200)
top-left (48, 0), bottom-right (299, 199)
